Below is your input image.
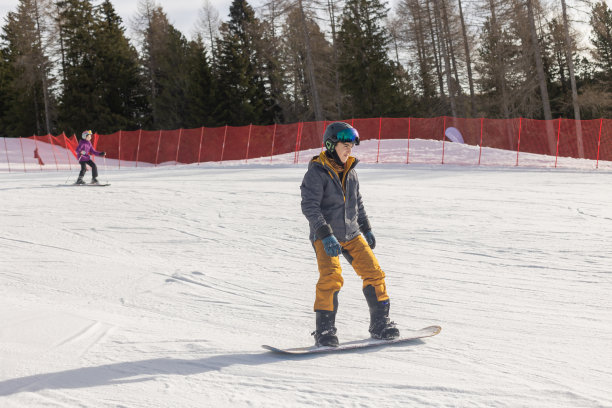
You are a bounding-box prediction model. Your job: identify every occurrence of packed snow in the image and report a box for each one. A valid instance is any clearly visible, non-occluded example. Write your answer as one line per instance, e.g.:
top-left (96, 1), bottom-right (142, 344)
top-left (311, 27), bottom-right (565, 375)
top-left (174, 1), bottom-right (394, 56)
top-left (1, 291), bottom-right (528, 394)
top-left (1, 139), bottom-right (611, 407)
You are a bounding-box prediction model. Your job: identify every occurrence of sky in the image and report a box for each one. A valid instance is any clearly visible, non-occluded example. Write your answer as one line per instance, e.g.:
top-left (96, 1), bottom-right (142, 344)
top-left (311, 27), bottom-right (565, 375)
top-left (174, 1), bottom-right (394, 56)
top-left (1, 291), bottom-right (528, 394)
top-left (0, 0), bottom-right (238, 39)
top-left (0, 0), bottom-right (402, 41)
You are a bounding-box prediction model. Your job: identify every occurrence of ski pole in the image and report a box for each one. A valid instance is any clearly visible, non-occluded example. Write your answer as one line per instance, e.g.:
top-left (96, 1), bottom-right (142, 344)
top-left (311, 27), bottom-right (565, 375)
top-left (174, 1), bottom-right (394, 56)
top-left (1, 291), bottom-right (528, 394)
top-left (103, 155), bottom-right (108, 184)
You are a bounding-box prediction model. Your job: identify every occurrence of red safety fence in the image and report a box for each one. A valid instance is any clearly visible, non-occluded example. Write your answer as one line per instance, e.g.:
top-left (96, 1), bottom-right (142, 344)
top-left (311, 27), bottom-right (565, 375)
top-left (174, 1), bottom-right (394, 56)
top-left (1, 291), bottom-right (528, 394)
top-left (1, 117), bottom-right (611, 172)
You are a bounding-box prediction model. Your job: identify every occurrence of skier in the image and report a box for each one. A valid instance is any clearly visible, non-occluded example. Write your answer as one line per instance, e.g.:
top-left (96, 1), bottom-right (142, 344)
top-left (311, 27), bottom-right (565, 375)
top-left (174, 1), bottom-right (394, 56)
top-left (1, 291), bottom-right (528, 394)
top-left (75, 130), bottom-right (106, 185)
top-left (300, 122), bottom-right (400, 347)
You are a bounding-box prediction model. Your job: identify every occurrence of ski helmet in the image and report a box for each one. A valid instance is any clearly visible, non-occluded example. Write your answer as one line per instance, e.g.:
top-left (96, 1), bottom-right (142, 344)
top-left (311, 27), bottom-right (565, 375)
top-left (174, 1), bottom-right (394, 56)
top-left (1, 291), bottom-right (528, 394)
top-left (322, 122), bottom-right (360, 153)
top-left (81, 130), bottom-right (92, 139)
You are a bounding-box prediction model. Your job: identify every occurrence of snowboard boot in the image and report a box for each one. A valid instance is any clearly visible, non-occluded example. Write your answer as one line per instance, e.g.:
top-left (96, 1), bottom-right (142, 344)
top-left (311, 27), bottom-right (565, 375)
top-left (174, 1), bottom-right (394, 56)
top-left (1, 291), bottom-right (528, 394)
top-left (312, 310), bottom-right (338, 347)
top-left (312, 291), bottom-right (339, 347)
top-left (363, 285), bottom-right (400, 340)
top-left (90, 178), bottom-right (99, 185)
top-left (75, 177), bottom-right (85, 185)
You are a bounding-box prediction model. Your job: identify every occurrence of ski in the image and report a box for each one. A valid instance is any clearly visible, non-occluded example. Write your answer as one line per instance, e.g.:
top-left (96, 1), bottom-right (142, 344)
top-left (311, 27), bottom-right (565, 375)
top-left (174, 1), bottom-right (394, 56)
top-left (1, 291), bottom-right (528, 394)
top-left (59, 183), bottom-right (111, 187)
top-left (262, 325), bottom-right (441, 355)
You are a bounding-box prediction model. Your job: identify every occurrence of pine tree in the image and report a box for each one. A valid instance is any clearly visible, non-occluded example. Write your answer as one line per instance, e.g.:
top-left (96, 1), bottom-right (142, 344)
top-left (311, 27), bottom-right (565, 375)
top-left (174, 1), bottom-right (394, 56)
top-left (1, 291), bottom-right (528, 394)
top-left (214, 0), bottom-right (273, 125)
top-left (282, 6), bottom-right (336, 122)
top-left (590, 1), bottom-right (612, 79)
top-left (0, 47), bottom-right (17, 136)
top-left (0, 0), bottom-right (55, 137)
top-left (56, 0), bottom-right (98, 135)
top-left (90, 0), bottom-right (148, 132)
top-left (183, 36), bottom-right (216, 128)
top-left (254, 17), bottom-right (284, 123)
top-left (337, 0), bottom-right (408, 117)
top-left (475, 18), bottom-right (519, 118)
top-left (137, 3), bottom-right (193, 129)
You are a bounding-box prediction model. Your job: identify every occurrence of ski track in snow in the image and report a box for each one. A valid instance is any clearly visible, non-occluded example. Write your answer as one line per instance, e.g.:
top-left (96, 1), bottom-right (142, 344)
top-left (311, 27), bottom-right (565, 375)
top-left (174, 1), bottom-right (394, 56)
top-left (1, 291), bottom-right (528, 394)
top-left (1, 147), bottom-right (611, 407)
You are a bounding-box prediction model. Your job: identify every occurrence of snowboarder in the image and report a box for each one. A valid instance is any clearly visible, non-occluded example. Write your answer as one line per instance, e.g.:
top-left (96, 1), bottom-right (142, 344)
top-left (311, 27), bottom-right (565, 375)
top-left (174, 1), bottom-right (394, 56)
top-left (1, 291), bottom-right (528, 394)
top-left (300, 122), bottom-right (400, 347)
top-left (75, 130), bottom-right (105, 185)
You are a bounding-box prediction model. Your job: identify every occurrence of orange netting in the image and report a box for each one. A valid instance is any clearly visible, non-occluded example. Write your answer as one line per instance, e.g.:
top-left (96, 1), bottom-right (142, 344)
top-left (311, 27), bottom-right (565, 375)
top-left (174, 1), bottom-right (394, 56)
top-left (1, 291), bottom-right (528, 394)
top-left (2, 117), bottom-right (611, 172)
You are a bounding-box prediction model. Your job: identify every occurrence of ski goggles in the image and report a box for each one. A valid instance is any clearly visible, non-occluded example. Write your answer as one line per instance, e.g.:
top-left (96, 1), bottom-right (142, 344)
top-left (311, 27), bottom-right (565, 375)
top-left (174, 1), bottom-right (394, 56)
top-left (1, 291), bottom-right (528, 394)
top-left (336, 128), bottom-right (360, 145)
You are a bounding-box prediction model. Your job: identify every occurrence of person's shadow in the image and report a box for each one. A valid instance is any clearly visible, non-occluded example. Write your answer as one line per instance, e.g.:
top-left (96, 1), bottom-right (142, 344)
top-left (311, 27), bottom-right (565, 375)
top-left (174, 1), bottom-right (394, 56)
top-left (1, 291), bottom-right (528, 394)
top-left (0, 340), bottom-right (423, 396)
top-left (0, 352), bottom-right (282, 396)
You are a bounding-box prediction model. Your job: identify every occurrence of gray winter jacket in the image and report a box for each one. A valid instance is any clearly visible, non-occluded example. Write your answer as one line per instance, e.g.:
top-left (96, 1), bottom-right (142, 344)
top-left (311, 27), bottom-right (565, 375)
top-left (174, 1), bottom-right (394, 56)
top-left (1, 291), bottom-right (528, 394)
top-left (300, 152), bottom-right (371, 243)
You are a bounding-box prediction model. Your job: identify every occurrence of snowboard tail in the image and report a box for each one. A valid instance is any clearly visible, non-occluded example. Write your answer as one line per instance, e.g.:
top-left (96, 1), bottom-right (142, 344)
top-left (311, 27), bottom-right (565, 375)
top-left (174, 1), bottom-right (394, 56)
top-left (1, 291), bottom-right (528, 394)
top-left (263, 325), bottom-right (441, 355)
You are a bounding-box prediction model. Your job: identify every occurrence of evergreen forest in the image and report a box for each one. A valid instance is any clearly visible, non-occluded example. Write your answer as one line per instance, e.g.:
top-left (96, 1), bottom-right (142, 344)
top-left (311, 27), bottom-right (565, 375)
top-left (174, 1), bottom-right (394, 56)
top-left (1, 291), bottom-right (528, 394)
top-left (1, 0), bottom-right (612, 137)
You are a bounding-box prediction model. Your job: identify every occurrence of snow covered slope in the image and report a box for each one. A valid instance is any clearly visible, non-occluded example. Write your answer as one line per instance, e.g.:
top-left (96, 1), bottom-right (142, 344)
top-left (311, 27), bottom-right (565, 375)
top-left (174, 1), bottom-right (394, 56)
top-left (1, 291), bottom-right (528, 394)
top-left (1, 147), bottom-right (611, 407)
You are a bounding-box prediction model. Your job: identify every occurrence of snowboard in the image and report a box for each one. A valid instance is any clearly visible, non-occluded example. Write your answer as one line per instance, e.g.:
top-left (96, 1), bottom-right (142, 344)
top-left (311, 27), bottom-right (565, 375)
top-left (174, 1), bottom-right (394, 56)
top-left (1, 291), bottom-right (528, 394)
top-left (262, 325), bottom-right (441, 355)
top-left (61, 183), bottom-right (110, 187)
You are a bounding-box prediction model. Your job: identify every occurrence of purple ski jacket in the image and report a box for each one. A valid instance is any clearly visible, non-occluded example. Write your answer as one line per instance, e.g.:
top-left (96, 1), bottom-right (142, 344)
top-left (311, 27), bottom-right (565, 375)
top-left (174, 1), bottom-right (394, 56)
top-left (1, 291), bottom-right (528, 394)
top-left (75, 139), bottom-right (102, 162)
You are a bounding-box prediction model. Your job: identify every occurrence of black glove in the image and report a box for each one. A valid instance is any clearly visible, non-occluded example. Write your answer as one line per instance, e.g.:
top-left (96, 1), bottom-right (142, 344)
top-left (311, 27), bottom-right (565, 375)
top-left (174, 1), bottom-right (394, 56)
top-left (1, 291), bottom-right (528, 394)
top-left (322, 235), bottom-right (342, 257)
top-left (100, 151), bottom-right (106, 157)
top-left (364, 231), bottom-right (376, 250)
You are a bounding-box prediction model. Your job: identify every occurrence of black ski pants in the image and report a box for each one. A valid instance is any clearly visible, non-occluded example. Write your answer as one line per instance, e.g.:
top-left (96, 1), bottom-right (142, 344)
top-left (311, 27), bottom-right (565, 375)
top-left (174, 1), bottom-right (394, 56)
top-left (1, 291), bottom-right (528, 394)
top-left (78, 160), bottom-right (98, 179)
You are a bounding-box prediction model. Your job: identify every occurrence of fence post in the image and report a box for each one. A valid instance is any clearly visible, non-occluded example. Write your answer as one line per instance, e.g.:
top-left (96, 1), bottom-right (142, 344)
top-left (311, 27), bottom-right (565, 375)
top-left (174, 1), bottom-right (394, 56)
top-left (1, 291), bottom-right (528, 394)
top-left (19, 137), bottom-right (26, 172)
top-left (298, 122), bottom-right (305, 163)
top-left (136, 129), bottom-right (142, 167)
top-left (270, 123), bottom-right (277, 164)
top-left (479, 117), bottom-right (484, 165)
top-left (118, 130), bottom-right (122, 170)
top-left (155, 130), bottom-right (162, 166)
top-left (406, 117), bottom-right (411, 164)
top-left (516, 117), bottom-right (522, 166)
top-left (441, 116), bottom-right (446, 164)
top-left (48, 134), bottom-right (59, 171)
top-left (596, 118), bottom-right (603, 169)
top-left (221, 125), bottom-right (228, 163)
top-left (33, 136), bottom-right (43, 171)
top-left (198, 127), bottom-right (204, 165)
top-left (175, 128), bottom-right (183, 166)
top-left (245, 124), bottom-right (252, 163)
top-left (321, 120), bottom-right (327, 150)
top-left (3, 137), bottom-right (10, 173)
top-left (63, 133), bottom-right (72, 170)
top-left (554, 117), bottom-right (561, 168)
top-left (376, 117), bottom-right (382, 163)
top-left (294, 122), bottom-right (302, 164)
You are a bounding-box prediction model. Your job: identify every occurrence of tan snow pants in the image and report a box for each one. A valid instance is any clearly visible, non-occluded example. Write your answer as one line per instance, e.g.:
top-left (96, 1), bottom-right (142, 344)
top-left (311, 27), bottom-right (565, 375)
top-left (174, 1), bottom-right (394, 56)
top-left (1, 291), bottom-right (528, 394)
top-left (313, 235), bottom-right (389, 311)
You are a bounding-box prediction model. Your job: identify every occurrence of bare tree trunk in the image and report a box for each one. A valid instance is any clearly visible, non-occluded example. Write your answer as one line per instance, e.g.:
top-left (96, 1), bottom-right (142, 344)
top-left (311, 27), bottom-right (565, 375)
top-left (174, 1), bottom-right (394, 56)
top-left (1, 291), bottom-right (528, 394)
top-left (412, 2), bottom-right (431, 96)
top-left (486, 0), bottom-right (513, 147)
top-left (33, 91), bottom-right (42, 135)
top-left (33, 0), bottom-right (51, 134)
top-left (136, 0), bottom-right (159, 126)
top-left (200, 0), bottom-right (220, 65)
top-left (560, 0), bottom-right (584, 157)
top-left (56, 3), bottom-right (66, 85)
top-left (526, 0), bottom-right (555, 154)
top-left (488, 0), bottom-right (510, 120)
top-left (298, 0), bottom-right (323, 122)
top-left (388, 17), bottom-right (401, 67)
top-left (401, 0), bottom-right (433, 98)
top-left (425, 0), bottom-right (445, 98)
top-left (433, 0), bottom-right (457, 116)
top-left (326, 0), bottom-right (342, 118)
top-left (457, 0), bottom-right (475, 115)
top-left (440, 0), bottom-right (460, 95)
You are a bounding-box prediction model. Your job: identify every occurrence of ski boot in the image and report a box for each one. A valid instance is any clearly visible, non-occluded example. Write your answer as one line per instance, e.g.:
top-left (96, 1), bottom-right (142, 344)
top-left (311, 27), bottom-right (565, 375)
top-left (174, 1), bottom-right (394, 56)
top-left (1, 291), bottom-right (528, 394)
top-left (312, 310), bottom-right (338, 347)
top-left (363, 285), bottom-right (400, 340)
top-left (75, 177), bottom-right (85, 185)
top-left (90, 178), bottom-right (100, 185)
